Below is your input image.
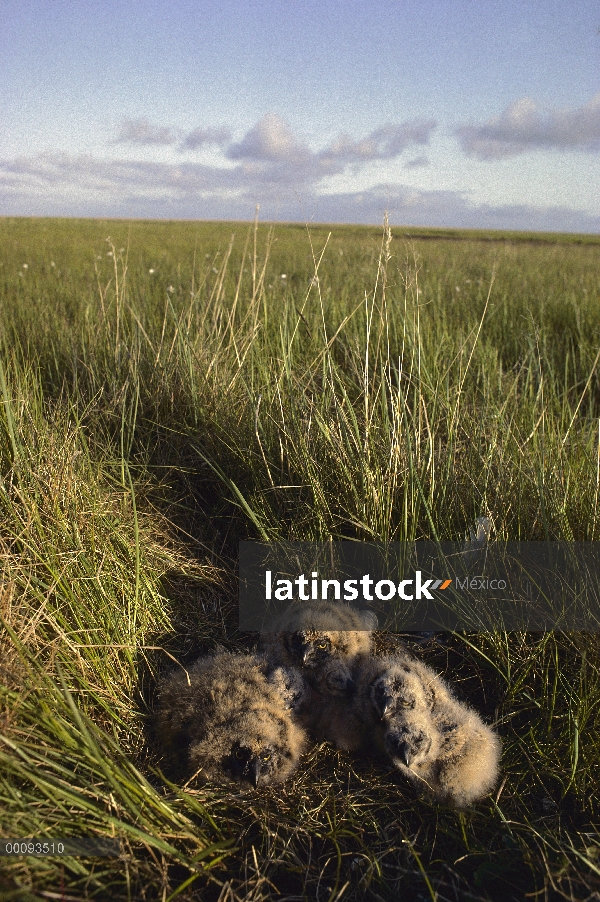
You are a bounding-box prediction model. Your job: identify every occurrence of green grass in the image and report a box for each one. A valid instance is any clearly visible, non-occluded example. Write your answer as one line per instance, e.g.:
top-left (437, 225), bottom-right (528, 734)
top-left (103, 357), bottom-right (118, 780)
top-left (1, 215), bottom-right (600, 900)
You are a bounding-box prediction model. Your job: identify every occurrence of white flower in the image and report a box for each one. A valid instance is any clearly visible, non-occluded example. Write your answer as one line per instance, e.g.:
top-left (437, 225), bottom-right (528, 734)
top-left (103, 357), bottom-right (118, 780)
top-left (22, 263), bottom-right (28, 269)
top-left (167, 285), bottom-right (175, 293)
top-left (281, 273), bottom-right (287, 280)
top-left (149, 268), bottom-right (155, 274)
top-left (107, 251), bottom-right (113, 257)
top-left (50, 261), bottom-right (56, 267)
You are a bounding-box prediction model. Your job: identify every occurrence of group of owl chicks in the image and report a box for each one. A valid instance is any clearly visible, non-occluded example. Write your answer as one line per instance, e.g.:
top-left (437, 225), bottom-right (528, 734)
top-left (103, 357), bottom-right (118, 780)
top-left (156, 601), bottom-right (501, 807)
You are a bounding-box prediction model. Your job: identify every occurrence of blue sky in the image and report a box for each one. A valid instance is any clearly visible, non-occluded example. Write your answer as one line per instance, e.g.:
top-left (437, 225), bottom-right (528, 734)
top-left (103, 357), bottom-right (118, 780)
top-left (1, 0), bottom-right (599, 230)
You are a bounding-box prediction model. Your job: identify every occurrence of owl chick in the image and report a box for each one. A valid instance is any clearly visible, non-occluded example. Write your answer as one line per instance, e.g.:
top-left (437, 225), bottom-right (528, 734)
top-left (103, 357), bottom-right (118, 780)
top-left (355, 653), bottom-right (501, 807)
top-left (259, 600), bottom-right (377, 696)
top-left (156, 651), bottom-right (308, 787)
top-left (259, 601), bottom-right (377, 748)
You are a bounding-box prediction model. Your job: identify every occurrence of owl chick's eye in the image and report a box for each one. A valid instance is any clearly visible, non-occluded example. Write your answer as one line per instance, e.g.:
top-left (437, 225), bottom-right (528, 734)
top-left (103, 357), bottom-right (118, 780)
top-left (317, 641), bottom-right (329, 649)
top-left (236, 749), bottom-right (245, 759)
top-left (260, 752), bottom-right (272, 761)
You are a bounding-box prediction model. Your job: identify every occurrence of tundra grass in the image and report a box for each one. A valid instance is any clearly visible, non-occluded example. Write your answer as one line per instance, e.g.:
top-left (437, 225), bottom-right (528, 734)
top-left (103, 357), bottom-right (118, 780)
top-left (0, 216), bottom-right (600, 900)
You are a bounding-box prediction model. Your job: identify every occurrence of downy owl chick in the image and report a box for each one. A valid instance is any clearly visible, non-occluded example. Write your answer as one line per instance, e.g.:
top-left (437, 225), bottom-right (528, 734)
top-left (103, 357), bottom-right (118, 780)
top-left (156, 651), bottom-right (308, 788)
top-left (260, 600), bottom-right (377, 696)
top-left (355, 652), bottom-right (501, 806)
top-left (259, 601), bottom-right (377, 748)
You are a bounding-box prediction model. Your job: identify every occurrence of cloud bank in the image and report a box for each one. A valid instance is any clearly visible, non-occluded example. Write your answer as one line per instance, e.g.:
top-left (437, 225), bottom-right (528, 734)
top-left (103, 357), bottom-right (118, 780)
top-left (2, 110), bottom-right (598, 232)
top-left (0, 113), bottom-right (439, 213)
top-left (2, 150), bottom-right (598, 233)
top-left (456, 92), bottom-right (600, 159)
top-left (115, 112), bottom-right (437, 176)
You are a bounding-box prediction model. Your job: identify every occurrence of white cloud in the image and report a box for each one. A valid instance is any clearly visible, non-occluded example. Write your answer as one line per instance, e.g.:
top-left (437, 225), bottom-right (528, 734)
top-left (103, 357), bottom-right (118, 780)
top-left (227, 113), bottom-right (310, 163)
top-left (404, 155), bottom-right (430, 169)
top-left (182, 126), bottom-right (232, 150)
top-left (319, 120), bottom-right (436, 166)
top-left (224, 114), bottom-right (436, 179)
top-left (115, 117), bottom-right (179, 146)
top-left (116, 119), bottom-right (234, 152)
top-left (456, 92), bottom-right (600, 159)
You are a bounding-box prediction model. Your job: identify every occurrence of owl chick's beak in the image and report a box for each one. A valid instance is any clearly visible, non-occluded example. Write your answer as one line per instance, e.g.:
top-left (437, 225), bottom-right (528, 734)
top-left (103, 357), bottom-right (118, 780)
top-left (250, 757), bottom-right (262, 788)
top-left (397, 741), bottom-right (412, 767)
top-left (379, 695), bottom-right (394, 718)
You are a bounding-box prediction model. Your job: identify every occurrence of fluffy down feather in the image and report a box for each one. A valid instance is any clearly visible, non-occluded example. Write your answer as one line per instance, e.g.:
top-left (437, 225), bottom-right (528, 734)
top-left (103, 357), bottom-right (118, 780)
top-left (355, 652), bottom-right (501, 806)
top-left (259, 601), bottom-right (377, 696)
top-left (156, 651), bottom-right (307, 787)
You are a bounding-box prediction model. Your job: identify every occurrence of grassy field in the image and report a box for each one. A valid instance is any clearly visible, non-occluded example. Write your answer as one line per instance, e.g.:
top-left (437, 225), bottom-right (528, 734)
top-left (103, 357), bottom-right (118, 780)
top-left (1, 215), bottom-right (600, 901)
